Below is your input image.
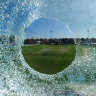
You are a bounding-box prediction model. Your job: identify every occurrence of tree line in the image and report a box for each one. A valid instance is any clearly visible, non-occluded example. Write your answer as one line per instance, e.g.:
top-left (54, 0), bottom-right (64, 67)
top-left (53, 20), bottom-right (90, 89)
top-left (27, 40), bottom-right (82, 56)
top-left (24, 38), bottom-right (96, 45)
top-left (24, 38), bottom-right (75, 45)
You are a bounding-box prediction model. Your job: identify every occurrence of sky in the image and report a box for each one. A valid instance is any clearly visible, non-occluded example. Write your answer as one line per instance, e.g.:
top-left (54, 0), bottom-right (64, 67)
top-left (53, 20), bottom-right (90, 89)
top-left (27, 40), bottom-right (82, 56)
top-left (23, 0), bottom-right (96, 39)
top-left (25, 18), bottom-right (74, 39)
top-left (25, 18), bottom-right (96, 39)
top-left (1, 0), bottom-right (96, 39)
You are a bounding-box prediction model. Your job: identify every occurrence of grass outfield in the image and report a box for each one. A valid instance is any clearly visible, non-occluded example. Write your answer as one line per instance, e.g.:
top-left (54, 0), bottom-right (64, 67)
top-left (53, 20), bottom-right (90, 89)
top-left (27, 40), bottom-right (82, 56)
top-left (22, 45), bottom-right (76, 74)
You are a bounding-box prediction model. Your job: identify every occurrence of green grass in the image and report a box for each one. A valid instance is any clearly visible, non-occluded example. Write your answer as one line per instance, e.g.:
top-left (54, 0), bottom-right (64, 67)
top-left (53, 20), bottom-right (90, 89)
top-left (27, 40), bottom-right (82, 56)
top-left (22, 45), bottom-right (76, 74)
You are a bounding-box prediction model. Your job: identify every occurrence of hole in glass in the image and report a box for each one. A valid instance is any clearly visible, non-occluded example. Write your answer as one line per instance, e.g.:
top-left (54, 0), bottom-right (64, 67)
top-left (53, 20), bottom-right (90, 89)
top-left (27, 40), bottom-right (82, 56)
top-left (22, 18), bottom-right (76, 74)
